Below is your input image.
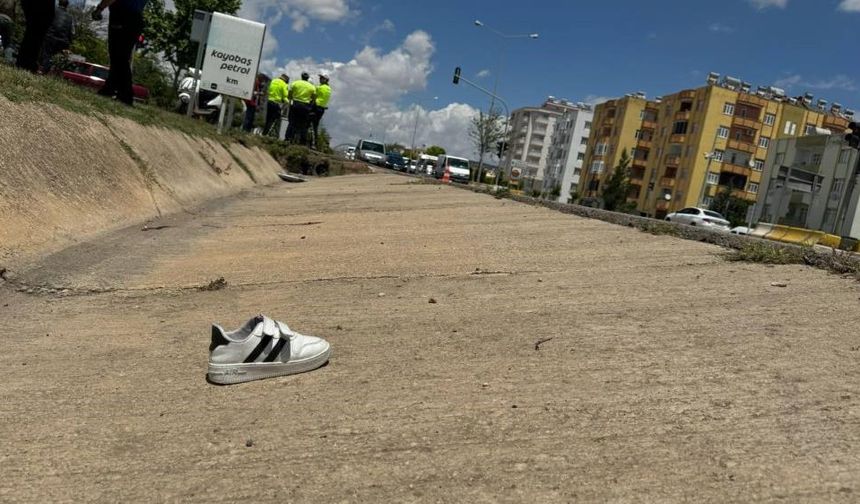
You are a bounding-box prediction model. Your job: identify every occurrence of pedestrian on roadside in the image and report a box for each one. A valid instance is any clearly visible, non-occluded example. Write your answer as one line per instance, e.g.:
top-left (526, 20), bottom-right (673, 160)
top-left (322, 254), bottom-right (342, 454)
top-left (91, 0), bottom-right (149, 106)
top-left (41, 0), bottom-right (75, 73)
top-left (16, 0), bottom-right (55, 73)
top-left (286, 71), bottom-right (315, 146)
top-left (311, 73), bottom-right (331, 149)
top-left (242, 73), bottom-right (265, 132)
top-left (265, 73), bottom-right (289, 137)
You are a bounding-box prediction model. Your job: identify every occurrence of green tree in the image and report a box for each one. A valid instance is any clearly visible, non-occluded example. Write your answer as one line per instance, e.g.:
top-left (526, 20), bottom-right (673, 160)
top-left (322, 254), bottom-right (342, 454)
top-left (425, 145), bottom-right (445, 156)
top-left (601, 148), bottom-right (636, 213)
top-left (468, 107), bottom-right (504, 182)
top-left (143, 0), bottom-right (242, 85)
top-left (62, 3), bottom-right (109, 65)
top-left (385, 143), bottom-right (406, 153)
top-left (132, 53), bottom-right (175, 108)
top-left (316, 127), bottom-right (333, 154)
top-left (710, 188), bottom-right (750, 227)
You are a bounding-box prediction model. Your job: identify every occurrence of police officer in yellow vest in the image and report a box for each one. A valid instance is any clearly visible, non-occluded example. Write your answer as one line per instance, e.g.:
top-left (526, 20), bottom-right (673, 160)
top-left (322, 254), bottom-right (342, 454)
top-left (311, 73), bottom-right (332, 148)
top-left (286, 71), bottom-right (316, 146)
top-left (265, 73), bottom-right (289, 136)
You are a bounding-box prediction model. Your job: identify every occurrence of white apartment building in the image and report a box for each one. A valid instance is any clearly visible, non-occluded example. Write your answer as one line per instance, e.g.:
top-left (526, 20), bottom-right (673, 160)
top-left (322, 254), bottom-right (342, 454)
top-left (757, 134), bottom-right (860, 238)
top-left (543, 104), bottom-right (593, 202)
top-left (505, 97), bottom-right (593, 194)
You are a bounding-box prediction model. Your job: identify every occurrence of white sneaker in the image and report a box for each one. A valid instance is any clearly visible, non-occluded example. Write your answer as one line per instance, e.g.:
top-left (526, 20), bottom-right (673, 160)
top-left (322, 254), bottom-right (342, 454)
top-left (207, 315), bottom-right (331, 385)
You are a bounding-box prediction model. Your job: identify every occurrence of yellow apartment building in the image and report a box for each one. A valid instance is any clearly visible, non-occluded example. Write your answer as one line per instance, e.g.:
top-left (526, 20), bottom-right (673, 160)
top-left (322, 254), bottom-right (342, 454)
top-left (580, 74), bottom-right (852, 219)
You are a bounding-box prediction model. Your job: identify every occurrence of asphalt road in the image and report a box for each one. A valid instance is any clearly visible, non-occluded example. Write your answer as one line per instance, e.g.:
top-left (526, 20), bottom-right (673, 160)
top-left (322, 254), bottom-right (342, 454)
top-left (2, 174), bottom-right (859, 503)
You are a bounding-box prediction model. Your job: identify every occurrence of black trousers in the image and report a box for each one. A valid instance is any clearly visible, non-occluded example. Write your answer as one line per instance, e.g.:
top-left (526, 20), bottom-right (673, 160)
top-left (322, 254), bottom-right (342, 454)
top-left (265, 101), bottom-right (283, 136)
top-left (286, 101), bottom-right (312, 145)
top-left (102, 7), bottom-right (143, 104)
top-left (41, 36), bottom-right (69, 73)
top-left (311, 105), bottom-right (326, 145)
top-left (17, 0), bottom-right (55, 72)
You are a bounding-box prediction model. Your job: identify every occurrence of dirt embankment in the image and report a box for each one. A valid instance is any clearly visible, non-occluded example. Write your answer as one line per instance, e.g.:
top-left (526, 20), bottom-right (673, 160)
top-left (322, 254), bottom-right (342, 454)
top-left (0, 96), bottom-right (282, 267)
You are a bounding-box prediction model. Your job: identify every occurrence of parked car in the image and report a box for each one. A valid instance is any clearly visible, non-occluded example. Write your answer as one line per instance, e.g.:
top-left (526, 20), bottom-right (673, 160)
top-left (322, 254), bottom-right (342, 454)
top-left (344, 146), bottom-right (356, 160)
top-left (385, 152), bottom-right (407, 171)
top-left (730, 226), bottom-right (751, 235)
top-left (416, 155), bottom-right (438, 176)
top-left (355, 139), bottom-right (386, 165)
top-left (61, 61), bottom-right (150, 102)
top-left (665, 207), bottom-right (731, 231)
top-left (433, 155), bottom-right (471, 182)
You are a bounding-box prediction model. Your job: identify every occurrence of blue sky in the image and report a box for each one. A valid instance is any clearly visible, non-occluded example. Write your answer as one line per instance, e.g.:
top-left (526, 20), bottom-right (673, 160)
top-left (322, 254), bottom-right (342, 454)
top-left (240, 0), bottom-right (860, 153)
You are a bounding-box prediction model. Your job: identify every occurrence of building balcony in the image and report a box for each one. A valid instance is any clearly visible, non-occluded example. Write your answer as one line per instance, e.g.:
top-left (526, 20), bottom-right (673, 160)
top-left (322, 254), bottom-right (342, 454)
top-left (737, 93), bottom-right (768, 108)
top-left (732, 116), bottom-right (761, 129)
top-left (823, 115), bottom-right (850, 132)
top-left (721, 162), bottom-right (752, 176)
top-left (670, 134), bottom-right (688, 144)
top-left (641, 120), bottom-right (658, 130)
top-left (632, 158), bottom-right (648, 169)
top-left (665, 155), bottom-right (681, 167)
top-left (726, 138), bottom-right (756, 154)
top-left (675, 110), bottom-right (692, 120)
top-left (678, 90), bottom-right (696, 100)
top-left (636, 139), bottom-right (653, 150)
top-left (660, 177), bottom-right (676, 187)
top-left (602, 117), bottom-right (615, 126)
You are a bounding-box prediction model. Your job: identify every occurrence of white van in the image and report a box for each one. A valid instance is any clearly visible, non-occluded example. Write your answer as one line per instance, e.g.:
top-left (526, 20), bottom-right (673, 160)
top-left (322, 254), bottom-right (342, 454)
top-left (434, 155), bottom-right (471, 182)
top-left (416, 154), bottom-right (438, 176)
top-left (355, 139), bottom-right (386, 165)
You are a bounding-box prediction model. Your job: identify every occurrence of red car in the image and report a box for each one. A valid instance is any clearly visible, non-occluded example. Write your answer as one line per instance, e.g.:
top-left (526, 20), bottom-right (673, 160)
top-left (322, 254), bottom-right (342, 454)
top-left (61, 61), bottom-right (150, 102)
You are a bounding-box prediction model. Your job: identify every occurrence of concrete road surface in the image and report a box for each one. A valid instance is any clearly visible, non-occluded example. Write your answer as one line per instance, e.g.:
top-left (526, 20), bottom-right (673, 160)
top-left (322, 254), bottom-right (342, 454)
top-left (2, 174), bottom-right (859, 503)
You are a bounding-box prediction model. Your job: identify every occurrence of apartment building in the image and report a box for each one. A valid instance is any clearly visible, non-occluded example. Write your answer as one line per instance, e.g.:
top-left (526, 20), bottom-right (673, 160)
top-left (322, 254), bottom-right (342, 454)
top-left (756, 134), bottom-right (860, 238)
top-left (504, 97), bottom-right (593, 193)
top-left (580, 74), bottom-right (853, 219)
top-left (542, 103), bottom-right (594, 202)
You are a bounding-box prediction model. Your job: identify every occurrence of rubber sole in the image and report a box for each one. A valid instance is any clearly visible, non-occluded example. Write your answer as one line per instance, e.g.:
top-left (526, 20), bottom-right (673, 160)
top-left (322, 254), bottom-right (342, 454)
top-left (207, 347), bottom-right (331, 385)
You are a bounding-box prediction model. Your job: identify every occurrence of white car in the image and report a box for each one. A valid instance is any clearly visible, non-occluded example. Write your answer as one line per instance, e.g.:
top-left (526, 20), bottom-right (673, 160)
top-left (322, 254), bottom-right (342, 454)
top-left (665, 207), bottom-right (731, 231)
top-left (730, 226), bottom-right (751, 235)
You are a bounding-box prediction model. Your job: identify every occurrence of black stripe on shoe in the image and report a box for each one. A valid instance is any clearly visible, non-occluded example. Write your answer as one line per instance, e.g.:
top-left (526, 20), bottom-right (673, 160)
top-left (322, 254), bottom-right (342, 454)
top-left (244, 335), bottom-right (273, 363)
top-left (263, 338), bottom-right (289, 363)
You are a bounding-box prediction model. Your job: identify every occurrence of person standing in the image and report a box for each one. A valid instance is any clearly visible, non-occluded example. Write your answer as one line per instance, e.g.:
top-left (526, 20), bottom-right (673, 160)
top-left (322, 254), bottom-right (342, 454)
top-left (16, 0), bottom-right (55, 73)
top-left (286, 72), bottom-right (316, 146)
top-left (242, 73), bottom-right (266, 132)
top-left (41, 0), bottom-right (75, 73)
top-left (265, 73), bottom-right (289, 137)
top-left (311, 73), bottom-right (331, 149)
top-left (91, 0), bottom-right (149, 106)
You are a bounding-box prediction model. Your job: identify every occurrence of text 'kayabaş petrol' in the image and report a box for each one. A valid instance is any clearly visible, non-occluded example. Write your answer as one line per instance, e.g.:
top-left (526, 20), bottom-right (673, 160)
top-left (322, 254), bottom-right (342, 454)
top-left (210, 50), bottom-right (253, 75)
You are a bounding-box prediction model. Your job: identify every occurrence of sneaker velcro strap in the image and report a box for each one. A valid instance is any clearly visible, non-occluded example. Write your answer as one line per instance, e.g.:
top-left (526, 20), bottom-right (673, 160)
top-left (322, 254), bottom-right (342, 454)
top-left (261, 316), bottom-right (279, 338)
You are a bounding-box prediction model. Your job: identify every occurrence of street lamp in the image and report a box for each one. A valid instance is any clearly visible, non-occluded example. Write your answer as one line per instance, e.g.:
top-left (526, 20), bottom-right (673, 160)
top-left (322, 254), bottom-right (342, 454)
top-left (472, 20), bottom-right (539, 181)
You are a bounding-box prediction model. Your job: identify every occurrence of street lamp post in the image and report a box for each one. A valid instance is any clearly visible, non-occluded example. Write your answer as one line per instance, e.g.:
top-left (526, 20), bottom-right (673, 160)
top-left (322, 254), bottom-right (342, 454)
top-left (473, 19), bottom-right (538, 181)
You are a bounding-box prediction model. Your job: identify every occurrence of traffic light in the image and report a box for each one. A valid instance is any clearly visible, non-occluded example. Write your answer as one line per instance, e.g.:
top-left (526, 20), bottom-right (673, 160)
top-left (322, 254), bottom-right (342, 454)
top-left (846, 122), bottom-right (860, 149)
top-left (453, 67), bottom-right (461, 85)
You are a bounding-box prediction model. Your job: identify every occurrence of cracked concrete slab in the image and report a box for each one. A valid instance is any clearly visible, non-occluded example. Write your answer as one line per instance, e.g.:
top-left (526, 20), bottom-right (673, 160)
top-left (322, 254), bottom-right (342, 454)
top-left (1, 173), bottom-right (859, 503)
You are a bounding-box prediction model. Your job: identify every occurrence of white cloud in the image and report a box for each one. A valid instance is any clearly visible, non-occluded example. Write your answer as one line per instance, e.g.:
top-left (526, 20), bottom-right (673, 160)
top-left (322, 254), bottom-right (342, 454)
top-left (708, 22), bottom-right (735, 33)
top-left (361, 19), bottom-right (395, 44)
top-left (275, 31), bottom-right (480, 157)
top-left (748, 0), bottom-right (787, 9)
top-left (239, 0), bottom-right (355, 34)
top-left (475, 69), bottom-right (491, 79)
top-left (774, 74), bottom-right (856, 91)
top-left (584, 95), bottom-right (613, 105)
top-left (838, 0), bottom-right (860, 11)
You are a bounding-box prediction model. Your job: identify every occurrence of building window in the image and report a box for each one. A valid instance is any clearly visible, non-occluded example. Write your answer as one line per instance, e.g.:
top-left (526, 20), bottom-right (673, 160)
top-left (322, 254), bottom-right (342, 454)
top-left (639, 110), bottom-right (646, 120)
top-left (707, 172), bottom-right (720, 184)
top-left (717, 126), bottom-right (730, 139)
top-left (584, 121), bottom-right (592, 130)
top-left (764, 113), bottom-right (776, 126)
top-left (839, 150), bottom-right (851, 163)
top-left (577, 152), bottom-right (585, 161)
top-left (759, 136), bottom-right (770, 149)
top-left (805, 124), bottom-right (817, 135)
top-left (723, 103), bottom-right (735, 116)
top-left (775, 152), bottom-right (785, 165)
top-left (812, 153), bottom-right (822, 166)
top-left (712, 150), bottom-right (724, 161)
top-left (753, 159), bottom-right (765, 171)
top-left (784, 121), bottom-right (797, 135)
top-left (590, 161), bottom-right (605, 174)
top-left (748, 182), bottom-right (759, 194)
top-left (635, 129), bottom-right (641, 140)
top-left (581, 137), bottom-right (589, 145)
top-left (833, 179), bottom-right (845, 193)
top-left (703, 196), bottom-right (714, 207)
